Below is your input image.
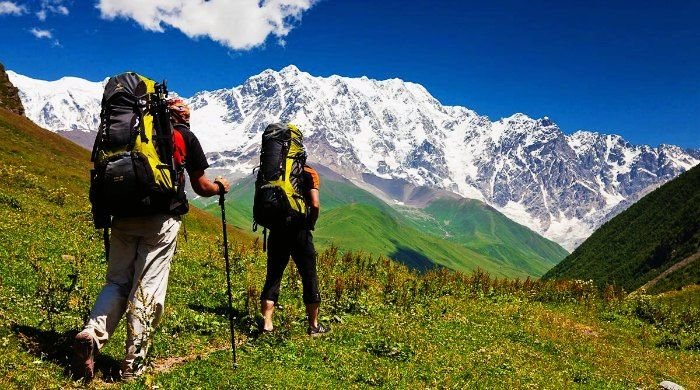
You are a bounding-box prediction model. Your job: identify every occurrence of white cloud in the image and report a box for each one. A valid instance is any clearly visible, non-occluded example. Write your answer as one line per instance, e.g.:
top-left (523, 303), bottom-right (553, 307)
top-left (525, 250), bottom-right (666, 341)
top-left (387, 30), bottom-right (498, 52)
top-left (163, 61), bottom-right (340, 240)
top-left (29, 27), bottom-right (53, 39)
top-left (37, 0), bottom-right (70, 21)
top-left (0, 1), bottom-right (26, 15)
top-left (29, 26), bottom-right (61, 46)
top-left (97, 0), bottom-right (317, 50)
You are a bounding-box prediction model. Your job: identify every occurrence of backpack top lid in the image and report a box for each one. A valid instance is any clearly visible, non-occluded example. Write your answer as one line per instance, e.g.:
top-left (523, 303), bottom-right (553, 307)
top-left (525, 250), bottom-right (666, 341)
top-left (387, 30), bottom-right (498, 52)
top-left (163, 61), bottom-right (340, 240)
top-left (263, 122), bottom-right (302, 137)
top-left (261, 123), bottom-right (305, 155)
top-left (102, 72), bottom-right (156, 102)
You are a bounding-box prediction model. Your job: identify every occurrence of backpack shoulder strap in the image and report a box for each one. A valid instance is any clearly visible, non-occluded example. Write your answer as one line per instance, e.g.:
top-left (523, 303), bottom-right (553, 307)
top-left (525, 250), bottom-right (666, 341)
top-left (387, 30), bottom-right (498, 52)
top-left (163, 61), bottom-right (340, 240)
top-left (91, 99), bottom-right (108, 163)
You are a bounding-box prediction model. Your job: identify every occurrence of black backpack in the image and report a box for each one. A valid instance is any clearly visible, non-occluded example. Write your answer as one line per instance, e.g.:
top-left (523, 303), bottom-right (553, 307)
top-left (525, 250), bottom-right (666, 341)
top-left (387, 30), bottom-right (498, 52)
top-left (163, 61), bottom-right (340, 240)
top-left (253, 123), bottom-right (307, 231)
top-left (89, 72), bottom-right (179, 229)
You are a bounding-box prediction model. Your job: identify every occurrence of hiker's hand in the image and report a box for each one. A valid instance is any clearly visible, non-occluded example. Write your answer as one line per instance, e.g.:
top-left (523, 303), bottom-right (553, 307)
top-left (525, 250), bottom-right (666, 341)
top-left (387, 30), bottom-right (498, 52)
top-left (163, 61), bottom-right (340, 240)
top-left (214, 176), bottom-right (230, 194)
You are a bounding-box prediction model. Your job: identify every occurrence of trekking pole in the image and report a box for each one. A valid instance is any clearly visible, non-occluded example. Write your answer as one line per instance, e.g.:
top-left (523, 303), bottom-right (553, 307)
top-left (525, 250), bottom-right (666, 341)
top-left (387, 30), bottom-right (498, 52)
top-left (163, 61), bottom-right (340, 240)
top-left (216, 181), bottom-right (237, 369)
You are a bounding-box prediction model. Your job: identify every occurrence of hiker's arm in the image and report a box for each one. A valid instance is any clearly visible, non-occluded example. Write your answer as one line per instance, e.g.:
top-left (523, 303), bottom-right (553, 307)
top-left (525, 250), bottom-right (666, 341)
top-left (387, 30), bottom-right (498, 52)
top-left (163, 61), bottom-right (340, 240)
top-left (308, 188), bottom-right (320, 229)
top-left (189, 170), bottom-right (230, 197)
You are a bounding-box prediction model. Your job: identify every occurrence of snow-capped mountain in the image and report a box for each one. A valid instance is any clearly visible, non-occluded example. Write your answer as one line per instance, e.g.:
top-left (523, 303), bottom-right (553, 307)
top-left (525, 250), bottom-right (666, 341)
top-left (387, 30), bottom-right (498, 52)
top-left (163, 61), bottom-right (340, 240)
top-left (7, 70), bottom-right (104, 134)
top-left (9, 66), bottom-right (699, 250)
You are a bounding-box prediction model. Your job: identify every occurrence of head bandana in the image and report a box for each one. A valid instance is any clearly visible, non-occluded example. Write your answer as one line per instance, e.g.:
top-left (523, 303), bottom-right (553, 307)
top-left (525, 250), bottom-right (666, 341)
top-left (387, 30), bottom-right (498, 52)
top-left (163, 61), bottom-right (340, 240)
top-left (168, 98), bottom-right (190, 125)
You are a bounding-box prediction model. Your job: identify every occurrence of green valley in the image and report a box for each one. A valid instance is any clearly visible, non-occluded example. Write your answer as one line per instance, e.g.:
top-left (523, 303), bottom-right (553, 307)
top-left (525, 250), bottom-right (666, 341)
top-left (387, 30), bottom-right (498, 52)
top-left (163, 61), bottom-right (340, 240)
top-left (196, 173), bottom-right (568, 278)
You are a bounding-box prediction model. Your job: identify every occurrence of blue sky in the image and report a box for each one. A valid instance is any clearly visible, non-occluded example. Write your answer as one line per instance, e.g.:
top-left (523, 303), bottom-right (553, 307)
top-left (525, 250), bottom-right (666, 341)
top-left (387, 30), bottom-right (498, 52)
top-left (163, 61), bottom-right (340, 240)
top-left (0, 0), bottom-right (698, 148)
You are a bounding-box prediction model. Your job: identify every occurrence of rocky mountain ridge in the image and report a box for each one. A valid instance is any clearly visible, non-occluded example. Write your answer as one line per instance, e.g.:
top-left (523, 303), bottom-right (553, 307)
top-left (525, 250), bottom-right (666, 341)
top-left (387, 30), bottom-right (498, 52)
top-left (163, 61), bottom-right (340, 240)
top-left (8, 66), bottom-right (699, 250)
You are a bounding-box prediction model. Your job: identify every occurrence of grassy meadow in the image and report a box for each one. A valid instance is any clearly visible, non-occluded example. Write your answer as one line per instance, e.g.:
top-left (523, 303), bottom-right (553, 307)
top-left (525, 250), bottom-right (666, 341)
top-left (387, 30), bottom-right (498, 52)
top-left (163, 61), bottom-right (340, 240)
top-left (0, 108), bottom-right (699, 389)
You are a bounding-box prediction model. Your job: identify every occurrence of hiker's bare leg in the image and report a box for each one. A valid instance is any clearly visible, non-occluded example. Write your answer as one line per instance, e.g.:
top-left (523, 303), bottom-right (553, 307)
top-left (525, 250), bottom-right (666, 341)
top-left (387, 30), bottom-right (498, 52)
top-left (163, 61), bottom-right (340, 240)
top-left (261, 299), bottom-right (275, 331)
top-left (260, 229), bottom-right (289, 332)
top-left (306, 302), bottom-right (319, 328)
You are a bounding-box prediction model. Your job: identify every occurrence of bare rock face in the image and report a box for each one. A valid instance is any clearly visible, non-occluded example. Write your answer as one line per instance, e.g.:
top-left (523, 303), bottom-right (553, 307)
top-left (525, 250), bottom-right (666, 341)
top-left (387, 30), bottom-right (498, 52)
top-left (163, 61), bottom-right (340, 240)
top-left (0, 63), bottom-right (25, 116)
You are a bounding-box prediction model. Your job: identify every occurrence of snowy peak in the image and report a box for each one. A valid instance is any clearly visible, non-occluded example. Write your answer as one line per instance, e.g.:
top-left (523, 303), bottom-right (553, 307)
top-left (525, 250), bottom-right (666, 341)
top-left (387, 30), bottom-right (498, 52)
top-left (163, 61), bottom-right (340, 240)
top-left (491, 113), bottom-right (562, 145)
top-left (567, 130), bottom-right (600, 154)
top-left (7, 70), bottom-right (104, 133)
top-left (6, 71), bottom-right (104, 94)
top-left (279, 64), bottom-right (302, 75)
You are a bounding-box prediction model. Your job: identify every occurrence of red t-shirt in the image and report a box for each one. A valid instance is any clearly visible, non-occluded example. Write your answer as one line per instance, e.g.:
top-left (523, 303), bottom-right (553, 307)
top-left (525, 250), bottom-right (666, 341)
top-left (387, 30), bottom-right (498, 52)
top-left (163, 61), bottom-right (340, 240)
top-left (172, 124), bottom-right (209, 176)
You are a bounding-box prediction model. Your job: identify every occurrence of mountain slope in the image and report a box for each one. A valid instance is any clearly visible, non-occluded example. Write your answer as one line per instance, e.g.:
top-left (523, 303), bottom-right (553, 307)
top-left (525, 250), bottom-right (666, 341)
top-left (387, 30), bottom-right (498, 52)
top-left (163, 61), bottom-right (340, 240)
top-left (8, 66), bottom-right (699, 251)
top-left (543, 165), bottom-right (700, 293)
top-left (315, 203), bottom-right (502, 273)
top-left (0, 105), bottom-right (246, 228)
top-left (197, 171), bottom-right (567, 278)
top-left (415, 198), bottom-right (567, 270)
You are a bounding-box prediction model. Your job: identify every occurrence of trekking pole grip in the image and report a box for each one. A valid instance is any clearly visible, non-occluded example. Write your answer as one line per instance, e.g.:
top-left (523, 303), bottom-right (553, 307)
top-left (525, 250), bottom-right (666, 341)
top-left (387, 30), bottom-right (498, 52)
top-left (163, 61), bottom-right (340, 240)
top-left (215, 180), bottom-right (225, 206)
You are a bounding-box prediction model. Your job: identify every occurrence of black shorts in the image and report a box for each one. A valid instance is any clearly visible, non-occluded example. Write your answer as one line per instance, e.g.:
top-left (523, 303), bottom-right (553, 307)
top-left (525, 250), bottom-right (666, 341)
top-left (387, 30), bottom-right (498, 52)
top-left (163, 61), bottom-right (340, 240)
top-left (260, 228), bottom-right (321, 305)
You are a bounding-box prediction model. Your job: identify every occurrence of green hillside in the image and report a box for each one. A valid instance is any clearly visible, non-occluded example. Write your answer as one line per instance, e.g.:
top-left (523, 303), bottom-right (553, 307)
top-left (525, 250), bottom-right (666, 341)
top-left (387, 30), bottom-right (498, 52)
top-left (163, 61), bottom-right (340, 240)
top-left (197, 174), bottom-right (567, 278)
top-left (544, 165), bottom-right (700, 293)
top-left (403, 198), bottom-right (568, 274)
top-left (315, 203), bottom-right (527, 276)
top-left (1, 108), bottom-right (699, 389)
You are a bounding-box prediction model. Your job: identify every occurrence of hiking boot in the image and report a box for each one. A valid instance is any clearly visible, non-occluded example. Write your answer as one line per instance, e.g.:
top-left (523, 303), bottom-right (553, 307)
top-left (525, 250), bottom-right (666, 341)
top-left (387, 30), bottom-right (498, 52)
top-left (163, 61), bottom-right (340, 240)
top-left (307, 323), bottom-right (330, 337)
top-left (71, 331), bottom-right (96, 381)
top-left (121, 362), bottom-right (147, 382)
top-left (256, 317), bottom-right (274, 334)
top-left (120, 370), bottom-right (141, 383)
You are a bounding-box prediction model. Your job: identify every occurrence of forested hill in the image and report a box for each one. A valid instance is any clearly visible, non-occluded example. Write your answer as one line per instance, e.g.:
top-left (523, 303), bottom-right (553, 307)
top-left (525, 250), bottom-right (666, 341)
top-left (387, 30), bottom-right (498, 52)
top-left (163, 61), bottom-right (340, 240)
top-left (544, 165), bottom-right (700, 294)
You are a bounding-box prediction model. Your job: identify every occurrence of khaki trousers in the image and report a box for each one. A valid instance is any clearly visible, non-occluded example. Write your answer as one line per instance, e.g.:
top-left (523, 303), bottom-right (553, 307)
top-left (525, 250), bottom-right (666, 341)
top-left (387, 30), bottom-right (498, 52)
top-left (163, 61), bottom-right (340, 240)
top-left (82, 214), bottom-right (180, 375)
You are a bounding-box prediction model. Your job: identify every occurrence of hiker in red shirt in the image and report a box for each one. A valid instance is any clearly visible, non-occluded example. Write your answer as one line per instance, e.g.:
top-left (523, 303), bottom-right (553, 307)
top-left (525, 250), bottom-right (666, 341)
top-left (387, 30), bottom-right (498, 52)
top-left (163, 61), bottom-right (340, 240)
top-left (73, 97), bottom-right (230, 382)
